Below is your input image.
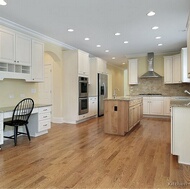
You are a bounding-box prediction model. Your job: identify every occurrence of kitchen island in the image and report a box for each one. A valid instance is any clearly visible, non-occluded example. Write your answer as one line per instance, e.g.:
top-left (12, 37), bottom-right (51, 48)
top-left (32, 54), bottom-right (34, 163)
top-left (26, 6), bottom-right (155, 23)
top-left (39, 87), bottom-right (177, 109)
top-left (104, 96), bottom-right (143, 136)
top-left (170, 98), bottom-right (190, 165)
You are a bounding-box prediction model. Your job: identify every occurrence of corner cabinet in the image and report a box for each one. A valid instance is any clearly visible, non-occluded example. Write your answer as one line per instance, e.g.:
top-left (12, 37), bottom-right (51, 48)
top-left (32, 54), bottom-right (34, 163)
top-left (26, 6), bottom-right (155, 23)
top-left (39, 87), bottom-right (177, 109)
top-left (128, 59), bottom-right (138, 85)
top-left (164, 54), bottom-right (181, 84)
top-left (0, 26), bottom-right (44, 82)
top-left (29, 39), bottom-right (44, 82)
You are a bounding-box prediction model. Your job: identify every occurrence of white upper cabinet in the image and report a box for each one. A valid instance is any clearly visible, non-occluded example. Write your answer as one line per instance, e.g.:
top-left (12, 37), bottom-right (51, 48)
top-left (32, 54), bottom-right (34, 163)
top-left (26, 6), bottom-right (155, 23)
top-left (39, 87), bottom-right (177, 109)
top-left (78, 50), bottom-right (89, 77)
top-left (97, 58), bottom-right (107, 74)
top-left (181, 48), bottom-right (190, 82)
top-left (0, 26), bottom-right (44, 81)
top-left (128, 59), bottom-right (138, 85)
top-left (164, 54), bottom-right (181, 84)
top-left (0, 28), bottom-right (15, 63)
top-left (30, 39), bottom-right (44, 82)
top-left (15, 34), bottom-right (31, 66)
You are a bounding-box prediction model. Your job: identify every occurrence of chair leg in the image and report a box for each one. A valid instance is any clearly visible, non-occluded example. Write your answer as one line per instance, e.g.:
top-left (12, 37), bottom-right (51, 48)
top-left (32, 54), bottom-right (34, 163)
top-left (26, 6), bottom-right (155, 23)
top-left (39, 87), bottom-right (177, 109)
top-left (14, 126), bottom-right (18, 146)
top-left (25, 125), bottom-right (31, 141)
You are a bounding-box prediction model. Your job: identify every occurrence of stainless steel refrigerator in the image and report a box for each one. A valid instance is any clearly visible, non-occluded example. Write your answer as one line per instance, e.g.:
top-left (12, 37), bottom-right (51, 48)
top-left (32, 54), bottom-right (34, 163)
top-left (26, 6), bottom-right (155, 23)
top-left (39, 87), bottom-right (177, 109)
top-left (98, 73), bottom-right (108, 117)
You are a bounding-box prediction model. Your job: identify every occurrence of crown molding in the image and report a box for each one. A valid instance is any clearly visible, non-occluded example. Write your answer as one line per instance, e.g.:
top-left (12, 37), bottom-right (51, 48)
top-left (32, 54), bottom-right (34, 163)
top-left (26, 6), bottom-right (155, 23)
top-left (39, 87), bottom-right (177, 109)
top-left (0, 17), bottom-right (76, 50)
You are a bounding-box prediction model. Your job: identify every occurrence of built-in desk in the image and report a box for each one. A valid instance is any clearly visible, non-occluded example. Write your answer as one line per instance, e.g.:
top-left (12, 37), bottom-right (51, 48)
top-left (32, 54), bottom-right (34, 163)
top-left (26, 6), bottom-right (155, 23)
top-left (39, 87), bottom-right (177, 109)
top-left (0, 104), bottom-right (52, 146)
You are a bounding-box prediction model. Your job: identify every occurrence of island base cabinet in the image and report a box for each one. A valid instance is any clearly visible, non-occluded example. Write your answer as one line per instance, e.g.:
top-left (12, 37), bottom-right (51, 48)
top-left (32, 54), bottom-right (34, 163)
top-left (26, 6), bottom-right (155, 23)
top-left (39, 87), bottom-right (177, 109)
top-left (104, 100), bottom-right (129, 136)
top-left (171, 107), bottom-right (190, 165)
top-left (104, 98), bottom-right (142, 136)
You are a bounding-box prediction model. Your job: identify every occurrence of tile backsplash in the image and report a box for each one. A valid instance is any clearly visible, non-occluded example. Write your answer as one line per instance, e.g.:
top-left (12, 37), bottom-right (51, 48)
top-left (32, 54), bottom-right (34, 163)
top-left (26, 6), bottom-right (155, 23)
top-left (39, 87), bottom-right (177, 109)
top-left (129, 78), bottom-right (190, 96)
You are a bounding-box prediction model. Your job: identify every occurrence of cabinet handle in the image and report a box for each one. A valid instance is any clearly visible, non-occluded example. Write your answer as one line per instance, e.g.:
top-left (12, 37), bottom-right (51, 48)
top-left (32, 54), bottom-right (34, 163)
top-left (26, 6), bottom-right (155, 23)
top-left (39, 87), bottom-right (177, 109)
top-left (43, 116), bottom-right (48, 118)
top-left (43, 124), bottom-right (48, 127)
top-left (43, 109), bottom-right (48, 111)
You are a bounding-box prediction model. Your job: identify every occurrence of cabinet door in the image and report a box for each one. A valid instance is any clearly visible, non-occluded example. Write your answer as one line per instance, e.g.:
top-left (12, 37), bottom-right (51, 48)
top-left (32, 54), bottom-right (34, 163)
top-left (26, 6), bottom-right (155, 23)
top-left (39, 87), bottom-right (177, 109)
top-left (31, 39), bottom-right (44, 82)
top-left (97, 58), bottom-right (107, 74)
top-left (0, 29), bottom-right (15, 63)
top-left (128, 59), bottom-right (138, 84)
top-left (78, 51), bottom-right (89, 76)
top-left (164, 56), bottom-right (173, 84)
top-left (149, 98), bottom-right (164, 115)
top-left (163, 97), bottom-right (171, 116)
top-left (16, 34), bottom-right (31, 66)
top-left (172, 54), bottom-right (181, 83)
top-left (143, 97), bottom-right (149, 114)
top-left (129, 107), bottom-right (134, 130)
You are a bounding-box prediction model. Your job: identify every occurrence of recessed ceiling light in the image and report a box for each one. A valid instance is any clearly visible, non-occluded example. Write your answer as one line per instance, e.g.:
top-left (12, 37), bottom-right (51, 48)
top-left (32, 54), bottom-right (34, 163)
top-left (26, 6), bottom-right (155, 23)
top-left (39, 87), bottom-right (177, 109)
top-left (115, 33), bottom-right (121, 36)
top-left (122, 62), bottom-right (126, 65)
top-left (156, 36), bottom-right (161, 39)
top-left (158, 43), bottom-right (163, 46)
top-left (147, 11), bottom-right (155, 16)
top-left (124, 41), bottom-right (129, 44)
top-left (96, 45), bottom-right (101, 47)
top-left (68, 29), bottom-right (74, 32)
top-left (0, 0), bottom-right (7, 5)
top-left (152, 26), bottom-right (159, 30)
top-left (105, 50), bottom-right (109, 52)
top-left (112, 57), bottom-right (116, 59)
top-left (85, 38), bottom-right (90, 41)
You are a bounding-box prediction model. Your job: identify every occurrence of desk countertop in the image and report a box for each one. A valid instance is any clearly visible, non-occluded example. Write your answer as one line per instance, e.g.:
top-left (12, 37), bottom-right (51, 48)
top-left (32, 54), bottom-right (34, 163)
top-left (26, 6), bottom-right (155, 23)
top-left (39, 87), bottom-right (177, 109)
top-left (0, 104), bottom-right (51, 113)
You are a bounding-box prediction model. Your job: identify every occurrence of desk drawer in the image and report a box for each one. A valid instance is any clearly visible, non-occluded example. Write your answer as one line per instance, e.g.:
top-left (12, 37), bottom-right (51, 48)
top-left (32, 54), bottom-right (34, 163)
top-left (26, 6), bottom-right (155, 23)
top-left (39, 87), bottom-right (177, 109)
top-left (38, 120), bottom-right (51, 132)
top-left (39, 112), bottom-right (51, 121)
top-left (39, 106), bottom-right (51, 113)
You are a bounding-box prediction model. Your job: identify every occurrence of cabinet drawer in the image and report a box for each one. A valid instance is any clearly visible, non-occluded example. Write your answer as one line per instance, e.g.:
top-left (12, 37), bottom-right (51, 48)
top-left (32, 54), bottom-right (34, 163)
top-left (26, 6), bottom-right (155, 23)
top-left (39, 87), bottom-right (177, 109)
top-left (0, 129), bottom-right (3, 145)
top-left (39, 106), bottom-right (51, 113)
top-left (38, 120), bottom-right (51, 132)
top-left (0, 113), bottom-right (3, 121)
top-left (39, 112), bottom-right (51, 121)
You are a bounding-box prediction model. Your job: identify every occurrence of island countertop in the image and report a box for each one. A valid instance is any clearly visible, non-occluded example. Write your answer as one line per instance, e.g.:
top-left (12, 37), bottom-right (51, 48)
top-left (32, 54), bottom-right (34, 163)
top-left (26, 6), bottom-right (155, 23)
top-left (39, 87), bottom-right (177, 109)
top-left (104, 96), bottom-right (142, 101)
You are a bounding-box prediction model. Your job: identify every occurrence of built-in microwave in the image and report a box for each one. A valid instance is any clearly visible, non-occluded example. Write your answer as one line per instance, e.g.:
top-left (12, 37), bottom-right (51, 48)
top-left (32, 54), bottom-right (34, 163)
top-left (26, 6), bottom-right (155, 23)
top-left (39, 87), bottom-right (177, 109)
top-left (79, 77), bottom-right (88, 98)
top-left (79, 97), bottom-right (88, 115)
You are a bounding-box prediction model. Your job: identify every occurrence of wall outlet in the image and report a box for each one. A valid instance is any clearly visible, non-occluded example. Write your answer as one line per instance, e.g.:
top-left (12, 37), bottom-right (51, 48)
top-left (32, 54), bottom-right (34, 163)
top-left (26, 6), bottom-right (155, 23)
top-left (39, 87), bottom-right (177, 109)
top-left (9, 94), bottom-right (14, 99)
top-left (31, 88), bottom-right (36, 94)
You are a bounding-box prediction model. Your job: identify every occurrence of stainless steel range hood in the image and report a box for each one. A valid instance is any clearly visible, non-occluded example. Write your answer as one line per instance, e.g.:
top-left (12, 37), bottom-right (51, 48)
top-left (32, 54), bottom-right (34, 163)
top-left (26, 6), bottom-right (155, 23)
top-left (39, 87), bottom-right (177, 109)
top-left (140, 52), bottom-right (162, 78)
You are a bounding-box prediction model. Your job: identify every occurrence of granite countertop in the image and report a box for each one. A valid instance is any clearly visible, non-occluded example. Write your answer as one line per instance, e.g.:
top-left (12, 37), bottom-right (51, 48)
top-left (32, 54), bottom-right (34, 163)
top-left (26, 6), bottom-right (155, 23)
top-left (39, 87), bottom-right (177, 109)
top-left (170, 99), bottom-right (190, 107)
top-left (0, 104), bottom-right (51, 113)
top-left (104, 96), bottom-right (142, 101)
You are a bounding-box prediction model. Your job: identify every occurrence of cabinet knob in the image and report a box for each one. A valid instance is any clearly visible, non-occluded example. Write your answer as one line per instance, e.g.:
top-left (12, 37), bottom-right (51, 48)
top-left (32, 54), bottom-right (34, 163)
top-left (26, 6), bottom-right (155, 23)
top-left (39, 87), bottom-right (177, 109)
top-left (14, 60), bottom-right (16, 62)
top-left (17, 61), bottom-right (19, 63)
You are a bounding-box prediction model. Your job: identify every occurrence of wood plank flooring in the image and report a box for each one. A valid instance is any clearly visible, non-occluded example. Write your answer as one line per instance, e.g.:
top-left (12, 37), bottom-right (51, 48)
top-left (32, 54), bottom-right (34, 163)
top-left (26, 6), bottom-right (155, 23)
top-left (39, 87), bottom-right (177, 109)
top-left (0, 117), bottom-right (190, 188)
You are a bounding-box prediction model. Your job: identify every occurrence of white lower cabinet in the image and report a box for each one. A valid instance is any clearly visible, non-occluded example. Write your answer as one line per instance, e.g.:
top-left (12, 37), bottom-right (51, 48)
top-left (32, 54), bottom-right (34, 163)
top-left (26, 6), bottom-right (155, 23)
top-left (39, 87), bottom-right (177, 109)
top-left (38, 106), bottom-right (51, 132)
top-left (171, 106), bottom-right (190, 165)
top-left (28, 106), bottom-right (51, 137)
top-left (88, 97), bottom-right (97, 117)
top-left (163, 97), bottom-right (171, 116)
top-left (143, 97), bottom-right (164, 115)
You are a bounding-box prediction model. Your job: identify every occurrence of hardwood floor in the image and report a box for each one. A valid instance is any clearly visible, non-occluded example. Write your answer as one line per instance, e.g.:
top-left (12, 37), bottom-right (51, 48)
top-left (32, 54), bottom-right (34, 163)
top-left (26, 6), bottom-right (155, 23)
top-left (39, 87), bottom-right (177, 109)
top-left (0, 117), bottom-right (190, 188)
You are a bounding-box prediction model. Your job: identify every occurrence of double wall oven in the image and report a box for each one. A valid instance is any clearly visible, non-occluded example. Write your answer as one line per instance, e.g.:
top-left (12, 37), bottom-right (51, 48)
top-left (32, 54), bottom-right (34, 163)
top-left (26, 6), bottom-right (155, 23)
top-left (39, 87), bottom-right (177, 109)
top-left (78, 76), bottom-right (88, 115)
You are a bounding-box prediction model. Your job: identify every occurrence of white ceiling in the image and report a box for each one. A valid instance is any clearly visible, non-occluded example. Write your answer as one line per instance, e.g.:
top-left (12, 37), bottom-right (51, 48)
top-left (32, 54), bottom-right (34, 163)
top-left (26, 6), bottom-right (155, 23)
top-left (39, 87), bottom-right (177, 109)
top-left (0, 0), bottom-right (190, 68)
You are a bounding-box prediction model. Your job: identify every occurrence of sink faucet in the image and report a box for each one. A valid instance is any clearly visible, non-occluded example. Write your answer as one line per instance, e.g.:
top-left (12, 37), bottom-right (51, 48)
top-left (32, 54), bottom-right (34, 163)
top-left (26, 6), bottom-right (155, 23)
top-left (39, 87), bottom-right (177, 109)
top-left (184, 90), bottom-right (190, 95)
top-left (113, 88), bottom-right (120, 99)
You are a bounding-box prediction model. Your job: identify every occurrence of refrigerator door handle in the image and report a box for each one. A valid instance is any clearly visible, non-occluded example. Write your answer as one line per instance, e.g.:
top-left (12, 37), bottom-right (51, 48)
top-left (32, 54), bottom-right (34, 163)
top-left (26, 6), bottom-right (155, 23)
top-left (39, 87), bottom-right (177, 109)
top-left (103, 82), bottom-right (106, 97)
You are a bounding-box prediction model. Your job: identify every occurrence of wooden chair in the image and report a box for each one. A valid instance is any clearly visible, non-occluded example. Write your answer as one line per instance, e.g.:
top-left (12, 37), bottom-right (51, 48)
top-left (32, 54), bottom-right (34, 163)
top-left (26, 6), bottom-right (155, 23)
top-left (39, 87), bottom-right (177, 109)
top-left (4, 98), bottom-right (34, 146)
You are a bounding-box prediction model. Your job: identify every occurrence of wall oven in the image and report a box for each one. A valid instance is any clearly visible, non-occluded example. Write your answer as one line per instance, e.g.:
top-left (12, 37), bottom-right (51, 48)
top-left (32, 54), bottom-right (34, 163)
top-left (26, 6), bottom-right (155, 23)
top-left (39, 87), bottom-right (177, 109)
top-left (79, 76), bottom-right (88, 115)
top-left (79, 97), bottom-right (88, 115)
top-left (79, 76), bottom-right (88, 98)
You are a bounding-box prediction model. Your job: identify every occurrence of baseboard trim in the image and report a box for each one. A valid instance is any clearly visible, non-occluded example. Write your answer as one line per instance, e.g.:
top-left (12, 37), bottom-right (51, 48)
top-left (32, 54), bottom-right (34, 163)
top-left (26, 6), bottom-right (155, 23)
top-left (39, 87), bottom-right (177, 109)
top-left (51, 117), bottom-right (64, 124)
